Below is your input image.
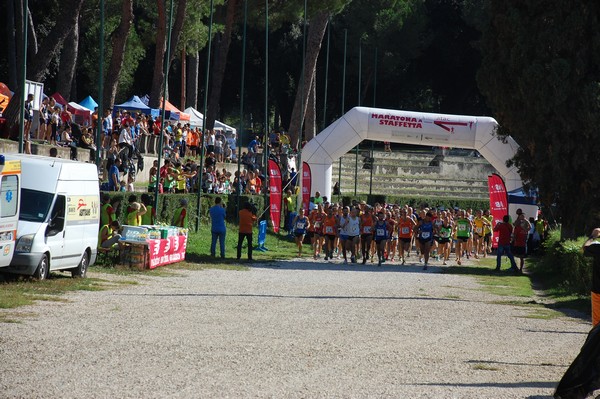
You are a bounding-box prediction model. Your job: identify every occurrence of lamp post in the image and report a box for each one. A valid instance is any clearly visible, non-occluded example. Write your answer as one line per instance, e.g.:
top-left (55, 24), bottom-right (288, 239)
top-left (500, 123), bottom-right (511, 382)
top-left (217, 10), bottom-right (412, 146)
top-left (236, 0), bottom-right (248, 222)
top-left (96, 0), bottom-right (105, 169)
top-left (195, 0), bottom-right (214, 232)
top-left (18, 0), bottom-right (29, 154)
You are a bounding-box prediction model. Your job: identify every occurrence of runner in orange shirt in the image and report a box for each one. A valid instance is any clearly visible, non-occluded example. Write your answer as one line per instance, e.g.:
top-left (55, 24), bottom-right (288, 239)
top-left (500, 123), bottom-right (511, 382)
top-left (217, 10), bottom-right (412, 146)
top-left (311, 205), bottom-right (326, 259)
top-left (397, 209), bottom-right (416, 265)
top-left (322, 207), bottom-right (338, 261)
top-left (360, 206), bottom-right (375, 264)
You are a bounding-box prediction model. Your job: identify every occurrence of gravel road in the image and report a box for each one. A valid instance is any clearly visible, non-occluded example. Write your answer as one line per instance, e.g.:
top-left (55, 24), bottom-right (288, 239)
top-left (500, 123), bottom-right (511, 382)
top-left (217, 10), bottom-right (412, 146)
top-left (0, 258), bottom-right (591, 399)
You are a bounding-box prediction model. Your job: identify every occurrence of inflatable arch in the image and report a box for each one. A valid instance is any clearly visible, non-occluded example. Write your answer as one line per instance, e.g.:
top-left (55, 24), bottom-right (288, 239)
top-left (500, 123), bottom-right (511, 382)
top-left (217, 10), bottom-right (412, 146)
top-left (301, 106), bottom-right (522, 200)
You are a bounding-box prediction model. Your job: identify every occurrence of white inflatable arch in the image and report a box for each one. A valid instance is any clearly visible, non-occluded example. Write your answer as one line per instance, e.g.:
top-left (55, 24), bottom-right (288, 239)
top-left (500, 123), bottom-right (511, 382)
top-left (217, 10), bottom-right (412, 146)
top-left (301, 106), bottom-right (521, 200)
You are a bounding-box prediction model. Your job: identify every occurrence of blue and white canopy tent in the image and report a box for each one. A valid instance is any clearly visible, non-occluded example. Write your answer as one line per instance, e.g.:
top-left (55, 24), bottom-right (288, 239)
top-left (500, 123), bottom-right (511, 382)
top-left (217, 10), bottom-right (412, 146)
top-left (114, 95), bottom-right (159, 117)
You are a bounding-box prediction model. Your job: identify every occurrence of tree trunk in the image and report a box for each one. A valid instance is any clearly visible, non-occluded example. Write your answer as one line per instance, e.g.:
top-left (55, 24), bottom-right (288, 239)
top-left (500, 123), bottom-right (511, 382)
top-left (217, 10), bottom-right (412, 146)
top-left (206, 0), bottom-right (240, 130)
top-left (304, 77), bottom-right (316, 141)
top-left (168, 0), bottom-right (188, 65)
top-left (28, 0), bottom-right (84, 82)
top-left (149, 0), bottom-right (187, 109)
top-left (287, 11), bottom-right (330, 150)
top-left (185, 50), bottom-right (199, 109)
top-left (149, 0), bottom-right (167, 109)
top-left (55, 22), bottom-right (80, 101)
top-left (4, 0), bottom-right (84, 136)
top-left (103, 0), bottom-right (134, 108)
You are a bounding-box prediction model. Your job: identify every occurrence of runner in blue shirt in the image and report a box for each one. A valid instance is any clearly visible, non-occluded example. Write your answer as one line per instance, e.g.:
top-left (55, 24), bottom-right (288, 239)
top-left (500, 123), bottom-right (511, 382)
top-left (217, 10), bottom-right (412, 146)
top-left (416, 211), bottom-right (435, 270)
top-left (292, 208), bottom-right (310, 257)
top-left (374, 211), bottom-right (390, 266)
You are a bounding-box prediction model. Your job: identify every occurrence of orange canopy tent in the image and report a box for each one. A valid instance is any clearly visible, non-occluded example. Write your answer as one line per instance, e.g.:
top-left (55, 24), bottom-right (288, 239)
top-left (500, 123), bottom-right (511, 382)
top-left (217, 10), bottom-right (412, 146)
top-left (0, 83), bottom-right (12, 114)
top-left (160, 98), bottom-right (190, 121)
top-left (0, 93), bottom-right (10, 114)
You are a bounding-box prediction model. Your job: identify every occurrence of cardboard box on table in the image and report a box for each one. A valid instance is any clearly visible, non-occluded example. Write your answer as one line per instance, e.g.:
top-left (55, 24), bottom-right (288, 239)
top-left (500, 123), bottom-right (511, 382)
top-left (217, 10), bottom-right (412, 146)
top-left (120, 225), bottom-right (188, 269)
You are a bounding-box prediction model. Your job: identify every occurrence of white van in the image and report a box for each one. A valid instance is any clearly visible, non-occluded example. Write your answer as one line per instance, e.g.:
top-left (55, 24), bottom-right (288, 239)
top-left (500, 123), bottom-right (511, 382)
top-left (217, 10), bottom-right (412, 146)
top-left (1, 154), bottom-right (100, 279)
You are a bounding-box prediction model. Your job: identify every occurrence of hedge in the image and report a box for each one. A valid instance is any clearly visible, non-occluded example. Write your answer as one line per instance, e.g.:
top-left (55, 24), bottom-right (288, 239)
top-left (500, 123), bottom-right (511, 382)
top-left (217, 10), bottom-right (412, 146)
top-left (534, 229), bottom-right (592, 296)
top-left (102, 192), bottom-right (266, 231)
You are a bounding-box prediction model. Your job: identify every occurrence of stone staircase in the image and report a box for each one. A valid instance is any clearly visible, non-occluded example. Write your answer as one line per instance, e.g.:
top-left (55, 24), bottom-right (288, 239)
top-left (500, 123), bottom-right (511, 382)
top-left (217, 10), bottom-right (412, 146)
top-left (332, 147), bottom-right (496, 200)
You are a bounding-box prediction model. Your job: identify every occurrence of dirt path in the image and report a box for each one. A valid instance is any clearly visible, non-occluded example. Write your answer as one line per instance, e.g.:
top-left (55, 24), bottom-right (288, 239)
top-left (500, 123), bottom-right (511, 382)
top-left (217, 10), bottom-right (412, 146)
top-left (0, 259), bottom-right (590, 398)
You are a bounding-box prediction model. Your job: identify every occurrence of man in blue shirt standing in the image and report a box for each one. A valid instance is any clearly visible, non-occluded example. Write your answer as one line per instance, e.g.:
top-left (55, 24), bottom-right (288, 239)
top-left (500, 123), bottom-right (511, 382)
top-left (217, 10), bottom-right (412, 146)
top-left (108, 158), bottom-right (121, 191)
top-left (209, 196), bottom-right (227, 258)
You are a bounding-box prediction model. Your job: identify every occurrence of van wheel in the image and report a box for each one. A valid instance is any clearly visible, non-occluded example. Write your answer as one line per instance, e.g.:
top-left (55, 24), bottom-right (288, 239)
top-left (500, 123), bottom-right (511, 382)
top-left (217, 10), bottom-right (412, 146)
top-left (72, 252), bottom-right (89, 278)
top-left (34, 255), bottom-right (49, 280)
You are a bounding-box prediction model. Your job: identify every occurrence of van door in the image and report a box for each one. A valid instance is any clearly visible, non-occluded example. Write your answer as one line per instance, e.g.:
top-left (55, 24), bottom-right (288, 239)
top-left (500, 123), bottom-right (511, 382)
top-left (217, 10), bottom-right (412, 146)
top-left (0, 163), bottom-right (20, 267)
top-left (45, 195), bottom-right (66, 269)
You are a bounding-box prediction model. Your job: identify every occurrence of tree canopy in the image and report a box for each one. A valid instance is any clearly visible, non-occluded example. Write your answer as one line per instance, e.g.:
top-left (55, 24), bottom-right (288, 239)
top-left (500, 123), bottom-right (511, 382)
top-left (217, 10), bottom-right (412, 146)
top-left (478, 0), bottom-right (600, 238)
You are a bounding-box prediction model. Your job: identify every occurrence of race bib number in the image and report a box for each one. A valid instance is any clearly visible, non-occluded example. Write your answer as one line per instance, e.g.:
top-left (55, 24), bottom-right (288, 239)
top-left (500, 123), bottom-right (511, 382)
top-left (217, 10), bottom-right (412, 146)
top-left (363, 226), bottom-right (372, 234)
top-left (401, 227), bottom-right (410, 235)
top-left (421, 231), bottom-right (431, 239)
top-left (458, 224), bottom-right (467, 231)
top-left (475, 227), bottom-right (483, 235)
top-left (314, 222), bottom-right (321, 228)
top-left (376, 228), bottom-right (385, 237)
top-left (325, 226), bottom-right (334, 234)
top-left (296, 222), bottom-right (305, 229)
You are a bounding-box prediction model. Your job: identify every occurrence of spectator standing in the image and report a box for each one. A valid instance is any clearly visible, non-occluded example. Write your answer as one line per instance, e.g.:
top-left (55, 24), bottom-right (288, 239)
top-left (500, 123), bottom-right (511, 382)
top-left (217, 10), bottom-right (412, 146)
top-left (172, 198), bottom-right (189, 228)
top-left (493, 215), bottom-right (518, 272)
top-left (227, 132), bottom-right (237, 161)
top-left (237, 202), bottom-right (256, 261)
top-left (583, 228), bottom-right (600, 326)
top-left (118, 123), bottom-right (134, 159)
top-left (100, 193), bottom-right (117, 227)
top-left (206, 130), bottom-right (215, 154)
top-left (209, 197), bottom-right (227, 258)
top-left (108, 158), bottom-right (121, 191)
top-left (126, 202), bottom-right (147, 226)
top-left (140, 193), bottom-right (155, 225)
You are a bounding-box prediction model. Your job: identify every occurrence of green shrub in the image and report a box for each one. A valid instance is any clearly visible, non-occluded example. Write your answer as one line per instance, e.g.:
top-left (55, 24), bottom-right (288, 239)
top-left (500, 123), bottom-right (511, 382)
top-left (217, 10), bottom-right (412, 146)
top-left (535, 229), bottom-right (592, 295)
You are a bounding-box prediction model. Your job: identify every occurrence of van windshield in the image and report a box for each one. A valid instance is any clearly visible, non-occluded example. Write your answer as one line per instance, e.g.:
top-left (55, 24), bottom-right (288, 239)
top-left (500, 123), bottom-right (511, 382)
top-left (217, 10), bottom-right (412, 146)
top-left (20, 189), bottom-right (54, 223)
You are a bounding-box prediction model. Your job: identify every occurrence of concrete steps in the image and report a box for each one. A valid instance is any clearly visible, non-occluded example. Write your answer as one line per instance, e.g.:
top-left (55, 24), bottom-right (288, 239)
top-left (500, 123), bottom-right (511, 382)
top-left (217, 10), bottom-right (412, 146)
top-left (332, 148), bottom-right (494, 200)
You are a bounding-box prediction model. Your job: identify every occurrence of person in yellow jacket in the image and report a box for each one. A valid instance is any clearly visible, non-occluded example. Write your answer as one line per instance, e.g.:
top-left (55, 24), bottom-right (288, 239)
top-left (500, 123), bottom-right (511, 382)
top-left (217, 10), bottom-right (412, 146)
top-left (172, 198), bottom-right (189, 228)
top-left (140, 193), bottom-right (155, 225)
top-left (126, 202), bottom-right (147, 226)
top-left (98, 220), bottom-right (122, 249)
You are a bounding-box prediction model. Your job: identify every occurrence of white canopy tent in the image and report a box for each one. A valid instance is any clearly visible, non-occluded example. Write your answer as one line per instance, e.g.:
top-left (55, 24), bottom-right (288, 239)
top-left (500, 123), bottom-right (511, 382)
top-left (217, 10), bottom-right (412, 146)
top-left (183, 107), bottom-right (237, 134)
top-left (302, 106), bottom-right (522, 203)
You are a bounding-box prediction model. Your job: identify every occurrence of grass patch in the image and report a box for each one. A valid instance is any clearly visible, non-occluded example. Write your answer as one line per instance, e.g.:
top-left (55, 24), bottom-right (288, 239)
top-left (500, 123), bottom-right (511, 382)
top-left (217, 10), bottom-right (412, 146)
top-left (471, 363), bottom-right (500, 371)
top-left (444, 294), bottom-right (461, 300)
top-left (525, 256), bottom-right (591, 316)
top-left (92, 221), bottom-right (298, 277)
top-left (0, 311), bottom-right (37, 323)
top-left (0, 273), bottom-right (119, 312)
top-left (444, 258), bottom-right (534, 298)
top-left (444, 253), bottom-right (589, 320)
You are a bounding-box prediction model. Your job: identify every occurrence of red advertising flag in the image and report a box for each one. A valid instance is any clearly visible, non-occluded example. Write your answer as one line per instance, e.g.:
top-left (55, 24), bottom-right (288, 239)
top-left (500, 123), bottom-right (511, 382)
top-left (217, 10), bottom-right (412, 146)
top-left (268, 159), bottom-right (282, 233)
top-left (488, 173), bottom-right (509, 249)
top-left (302, 162), bottom-right (312, 212)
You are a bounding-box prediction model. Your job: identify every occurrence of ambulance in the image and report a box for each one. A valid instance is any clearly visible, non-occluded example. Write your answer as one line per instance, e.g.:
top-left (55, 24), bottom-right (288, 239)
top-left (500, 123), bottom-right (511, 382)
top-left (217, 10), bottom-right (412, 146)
top-left (0, 154), bottom-right (100, 279)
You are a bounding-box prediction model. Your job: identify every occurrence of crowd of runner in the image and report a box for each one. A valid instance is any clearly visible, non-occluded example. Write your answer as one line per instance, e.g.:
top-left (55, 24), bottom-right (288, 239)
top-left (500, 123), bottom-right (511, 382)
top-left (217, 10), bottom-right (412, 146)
top-left (290, 200), bottom-right (548, 271)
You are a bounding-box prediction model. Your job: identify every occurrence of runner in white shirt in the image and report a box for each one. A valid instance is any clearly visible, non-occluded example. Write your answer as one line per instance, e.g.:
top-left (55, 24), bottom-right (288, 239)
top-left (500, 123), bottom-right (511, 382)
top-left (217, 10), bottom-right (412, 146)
top-left (340, 207), bottom-right (360, 264)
